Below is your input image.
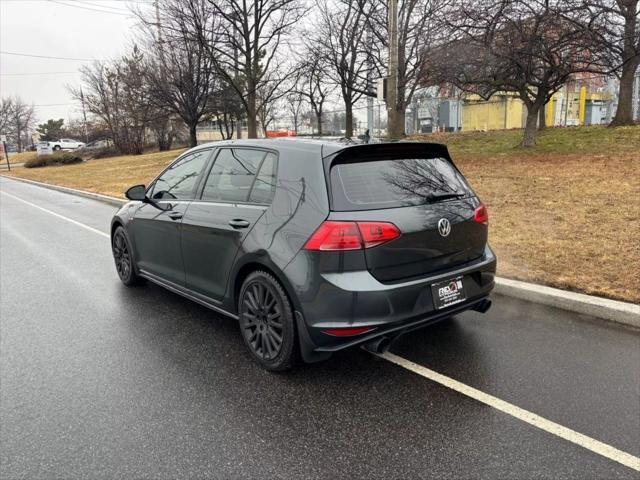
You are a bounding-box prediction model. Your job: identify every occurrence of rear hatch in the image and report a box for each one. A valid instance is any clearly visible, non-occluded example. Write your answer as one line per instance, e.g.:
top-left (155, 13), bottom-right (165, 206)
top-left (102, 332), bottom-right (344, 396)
top-left (326, 143), bottom-right (487, 283)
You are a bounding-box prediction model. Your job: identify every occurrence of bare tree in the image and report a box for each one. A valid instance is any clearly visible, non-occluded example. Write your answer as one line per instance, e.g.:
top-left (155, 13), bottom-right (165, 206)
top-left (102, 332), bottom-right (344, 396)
top-left (286, 93), bottom-right (305, 134)
top-left (314, 0), bottom-right (373, 138)
top-left (211, 80), bottom-right (246, 139)
top-left (0, 97), bottom-right (14, 137)
top-left (293, 52), bottom-right (333, 135)
top-left (570, 0), bottom-right (639, 126)
top-left (181, 0), bottom-right (306, 138)
top-left (442, 0), bottom-right (607, 147)
top-left (364, 0), bottom-right (451, 137)
top-left (0, 96), bottom-right (35, 151)
top-left (137, 0), bottom-right (218, 147)
top-left (72, 47), bottom-right (155, 154)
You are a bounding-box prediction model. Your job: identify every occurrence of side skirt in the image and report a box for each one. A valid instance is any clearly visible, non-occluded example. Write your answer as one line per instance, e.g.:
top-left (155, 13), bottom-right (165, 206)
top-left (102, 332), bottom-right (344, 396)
top-left (139, 270), bottom-right (239, 320)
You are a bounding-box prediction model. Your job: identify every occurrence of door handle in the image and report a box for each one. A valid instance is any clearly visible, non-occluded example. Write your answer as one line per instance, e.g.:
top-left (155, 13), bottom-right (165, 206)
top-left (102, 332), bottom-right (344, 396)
top-left (229, 218), bottom-right (250, 229)
top-left (168, 211), bottom-right (183, 220)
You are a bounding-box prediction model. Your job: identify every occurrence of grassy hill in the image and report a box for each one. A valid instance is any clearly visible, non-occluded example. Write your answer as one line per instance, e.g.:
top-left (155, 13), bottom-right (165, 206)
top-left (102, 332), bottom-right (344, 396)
top-left (3, 125), bottom-right (639, 302)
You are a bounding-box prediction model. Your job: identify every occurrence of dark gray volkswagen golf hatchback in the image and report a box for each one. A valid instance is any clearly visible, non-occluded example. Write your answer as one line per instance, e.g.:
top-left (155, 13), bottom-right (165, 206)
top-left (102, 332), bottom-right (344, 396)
top-left (111, 139), bottom-right (496, 370)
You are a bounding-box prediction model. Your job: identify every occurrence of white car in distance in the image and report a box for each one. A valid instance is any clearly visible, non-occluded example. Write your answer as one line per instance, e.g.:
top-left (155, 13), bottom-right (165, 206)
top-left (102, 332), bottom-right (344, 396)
top-left (48, 138), bottom-right (86, 151)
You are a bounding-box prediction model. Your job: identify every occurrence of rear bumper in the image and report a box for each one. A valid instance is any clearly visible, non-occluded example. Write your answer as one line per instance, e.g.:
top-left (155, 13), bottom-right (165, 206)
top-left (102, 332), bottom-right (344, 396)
top-left (285, 246), bottom-right (496, 359)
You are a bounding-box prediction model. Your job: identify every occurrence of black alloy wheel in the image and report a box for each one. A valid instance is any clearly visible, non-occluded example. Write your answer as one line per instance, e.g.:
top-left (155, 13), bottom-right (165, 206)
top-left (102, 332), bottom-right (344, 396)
top-left (238, 271), bottom-right (296, 371)
top-left (112, 226), bottom-right (142, 286)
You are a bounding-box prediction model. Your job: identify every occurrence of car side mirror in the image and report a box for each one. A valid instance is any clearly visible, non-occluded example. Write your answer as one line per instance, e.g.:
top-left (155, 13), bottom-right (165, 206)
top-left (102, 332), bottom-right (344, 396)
top-left (125, 184), bottom-right (147, 201)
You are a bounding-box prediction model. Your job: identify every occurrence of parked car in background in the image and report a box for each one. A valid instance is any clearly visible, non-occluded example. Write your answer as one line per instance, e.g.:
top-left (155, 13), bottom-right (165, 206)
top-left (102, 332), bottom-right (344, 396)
top-left (48, 139), bottom-right (85, 151)
top-left (78, 139), bottom-right (112, 152)
top-left (110, 139), bottom-right (496, 371)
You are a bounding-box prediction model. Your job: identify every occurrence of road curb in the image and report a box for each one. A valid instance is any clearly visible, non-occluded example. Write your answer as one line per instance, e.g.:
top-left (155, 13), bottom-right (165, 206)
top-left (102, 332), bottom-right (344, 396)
top-left (2, 175), bottom-right (638, 328)
top-left (494, 278), bottom-right (640, 328)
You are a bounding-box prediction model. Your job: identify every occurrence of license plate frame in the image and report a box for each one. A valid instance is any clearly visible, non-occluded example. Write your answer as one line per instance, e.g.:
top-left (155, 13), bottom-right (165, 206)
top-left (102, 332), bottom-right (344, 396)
top-left (431, 276), bottom-right (467, 310)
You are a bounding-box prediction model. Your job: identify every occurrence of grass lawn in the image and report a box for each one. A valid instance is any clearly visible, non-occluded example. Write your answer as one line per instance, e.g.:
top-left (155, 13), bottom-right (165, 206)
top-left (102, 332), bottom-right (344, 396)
top-left (3, 149), bottom-right (186, 198)
top-left (3, 126), bottom-right (639, 303)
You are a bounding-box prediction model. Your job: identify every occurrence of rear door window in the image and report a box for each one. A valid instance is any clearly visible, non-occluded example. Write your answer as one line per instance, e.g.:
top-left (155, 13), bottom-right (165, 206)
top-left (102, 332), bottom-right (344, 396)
top-left (248, 153), bottom-right (277, 204)
top-left (330, 157), bottom-right (472, 211)
top-left (201, 148), bottom-right (276, 204)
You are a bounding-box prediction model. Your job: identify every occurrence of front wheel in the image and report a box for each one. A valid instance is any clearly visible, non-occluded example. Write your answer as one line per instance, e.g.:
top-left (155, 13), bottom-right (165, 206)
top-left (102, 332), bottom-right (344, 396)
top-left (53, 145), bottom-right (61, 151)
top-left (238, 271), bottom-right (297, 371)
top-left (112, 226), bottom-right (143, 286)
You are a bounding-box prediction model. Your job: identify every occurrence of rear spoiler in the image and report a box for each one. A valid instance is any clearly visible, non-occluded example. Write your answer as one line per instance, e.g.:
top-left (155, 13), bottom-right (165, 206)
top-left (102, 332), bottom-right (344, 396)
top-left (322, 142), bottom-right (453, 167)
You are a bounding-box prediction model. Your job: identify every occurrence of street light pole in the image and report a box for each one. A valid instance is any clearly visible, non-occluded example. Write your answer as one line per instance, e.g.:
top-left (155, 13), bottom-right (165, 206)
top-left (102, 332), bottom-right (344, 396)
top-left (387, 0), bottom-right (399, 140)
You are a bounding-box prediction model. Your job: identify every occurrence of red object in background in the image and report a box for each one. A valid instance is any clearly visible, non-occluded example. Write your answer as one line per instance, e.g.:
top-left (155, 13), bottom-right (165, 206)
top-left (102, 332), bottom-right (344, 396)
top-left (265, 131), bottom-right (297, 138)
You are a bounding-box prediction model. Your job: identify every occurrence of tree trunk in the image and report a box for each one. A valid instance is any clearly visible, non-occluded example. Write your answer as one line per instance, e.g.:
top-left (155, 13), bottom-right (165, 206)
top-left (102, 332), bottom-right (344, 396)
top-left (345, 103), bottom-right (353, 138)
top-left (189, 123), bottom-right (198, 148)
top-left (538, 103), bottom-right (546, 131)
top-left (15, 119), bottom-right (22, 152)
top-left (522, 104), bottom-right (540, 147)
top-left (247, 90), bottom-right (258, 138)
top-left (316, 110), bottom-right (323, 136)
top-left (391, 105), bottom-right (406, 138)
top-left (610, 58), bottom-right (639, 127)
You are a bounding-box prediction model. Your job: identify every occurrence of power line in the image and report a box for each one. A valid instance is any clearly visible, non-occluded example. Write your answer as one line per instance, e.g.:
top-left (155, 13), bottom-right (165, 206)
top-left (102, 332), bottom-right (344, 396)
top-left (77, 0), bottom-right (130, 12)
top-left (1, 71), bottom-right (79, 76)
top-left (48, 0), bottom-right (130, 15)
top-left (34, 103), bottom-right (76, 107)
top-left (0, 0), bottom-right (151, 2)
top-left (1, 50), bottom-right (98, 61)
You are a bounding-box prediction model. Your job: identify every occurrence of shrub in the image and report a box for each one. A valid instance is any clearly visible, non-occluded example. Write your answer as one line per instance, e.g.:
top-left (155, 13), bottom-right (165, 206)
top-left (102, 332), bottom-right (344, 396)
top-left (89, 146), bottom-right (120, 160)
top-left (24, 152), bottom-right (83, 168)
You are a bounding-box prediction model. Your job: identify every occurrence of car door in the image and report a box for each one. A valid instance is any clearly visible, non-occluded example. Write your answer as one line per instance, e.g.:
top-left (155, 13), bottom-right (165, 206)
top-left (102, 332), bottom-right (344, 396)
top-left (132, 148), bottom-right (212, 286)
top-left (181, 148), bottom-right (278, 301)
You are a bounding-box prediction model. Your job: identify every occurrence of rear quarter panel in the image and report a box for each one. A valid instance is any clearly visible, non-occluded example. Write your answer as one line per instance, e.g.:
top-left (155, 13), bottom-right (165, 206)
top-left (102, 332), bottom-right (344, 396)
top-left (223, 143), bottom-right (330, 312)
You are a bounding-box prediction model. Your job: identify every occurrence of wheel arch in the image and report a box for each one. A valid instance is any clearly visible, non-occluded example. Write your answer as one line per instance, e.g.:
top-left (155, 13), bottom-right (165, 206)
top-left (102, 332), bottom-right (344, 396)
top-left (110, 219), bottom-right (124, 239)
top-left (230, 258), bottom-right (301, 316)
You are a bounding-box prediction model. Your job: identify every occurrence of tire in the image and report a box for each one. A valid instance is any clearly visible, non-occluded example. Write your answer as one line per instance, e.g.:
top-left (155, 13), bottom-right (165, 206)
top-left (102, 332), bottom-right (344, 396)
top-left (53, 145), bottom-right (61, 151)
top-left (111, 226), bottom-right (144, 286)
top-left (238, 271), bottom-right (297, 371)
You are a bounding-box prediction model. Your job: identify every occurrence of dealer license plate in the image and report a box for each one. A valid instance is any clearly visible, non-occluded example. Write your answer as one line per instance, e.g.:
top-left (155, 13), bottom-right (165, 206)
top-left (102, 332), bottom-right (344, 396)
top-left (431, 276), bottom-right (466, 310)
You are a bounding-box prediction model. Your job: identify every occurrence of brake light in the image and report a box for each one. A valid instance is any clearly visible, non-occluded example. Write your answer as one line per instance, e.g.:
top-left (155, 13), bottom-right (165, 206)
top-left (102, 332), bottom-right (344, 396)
top-left (303, 221), bottom-right (401, 251)
top-left (303, 221), bottom-right (362, 251)
top-left (474, 203), bottom-right (488, 225)
top-left (322, 327), bottom-right (374, 336)
top-left (357, 222), bottom-right (401, 248)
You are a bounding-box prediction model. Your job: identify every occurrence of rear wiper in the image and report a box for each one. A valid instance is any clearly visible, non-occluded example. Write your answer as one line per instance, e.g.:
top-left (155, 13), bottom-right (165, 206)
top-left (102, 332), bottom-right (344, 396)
top-left (425, 192), bottom-right (466, 203)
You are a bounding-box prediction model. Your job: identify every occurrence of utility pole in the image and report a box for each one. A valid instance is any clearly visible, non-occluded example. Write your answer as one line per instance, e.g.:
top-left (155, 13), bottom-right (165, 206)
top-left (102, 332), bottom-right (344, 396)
top-left (80, 87), bottom-right (89, 143)
top-left (155, 0), bottom-right (166, 66)
top-left (387, 0), bottom-right (399, 140)
top-left (366, 18), bottom-right (374, 135)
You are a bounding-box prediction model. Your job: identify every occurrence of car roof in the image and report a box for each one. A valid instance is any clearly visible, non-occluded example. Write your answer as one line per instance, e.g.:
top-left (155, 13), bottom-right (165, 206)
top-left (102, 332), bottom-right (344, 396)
top-left (191, 138), bottom-right (449, 159)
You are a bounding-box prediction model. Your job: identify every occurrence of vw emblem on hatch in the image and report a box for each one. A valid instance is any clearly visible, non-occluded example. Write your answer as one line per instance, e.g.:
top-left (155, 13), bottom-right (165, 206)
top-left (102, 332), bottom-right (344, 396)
top-left (438, 218), bottom-right (451, 237)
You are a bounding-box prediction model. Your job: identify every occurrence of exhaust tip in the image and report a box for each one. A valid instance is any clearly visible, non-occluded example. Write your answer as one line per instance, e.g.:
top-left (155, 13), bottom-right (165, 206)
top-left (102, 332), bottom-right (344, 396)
top-left (362, 336), bottom-right (391, 354)
top-left (473, 299), bottom-right (492, 314)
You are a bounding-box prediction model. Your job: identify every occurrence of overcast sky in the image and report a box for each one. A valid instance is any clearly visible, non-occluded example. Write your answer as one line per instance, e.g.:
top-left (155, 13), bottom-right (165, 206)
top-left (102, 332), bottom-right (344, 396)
top-left (0, 0), bottom-right (150, 123)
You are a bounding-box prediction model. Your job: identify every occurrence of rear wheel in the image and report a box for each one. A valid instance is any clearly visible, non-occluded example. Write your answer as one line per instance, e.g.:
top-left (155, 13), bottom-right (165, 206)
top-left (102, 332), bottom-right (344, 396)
top-left (238, 271), bottom-right (297, 371)
top-left (112, 226), bottom-right (143, 286)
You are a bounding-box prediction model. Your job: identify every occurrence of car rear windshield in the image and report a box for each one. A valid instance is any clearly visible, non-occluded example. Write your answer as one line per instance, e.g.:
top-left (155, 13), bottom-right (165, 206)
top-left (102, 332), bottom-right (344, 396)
top-left (330, 157), bottom-right (472, 211)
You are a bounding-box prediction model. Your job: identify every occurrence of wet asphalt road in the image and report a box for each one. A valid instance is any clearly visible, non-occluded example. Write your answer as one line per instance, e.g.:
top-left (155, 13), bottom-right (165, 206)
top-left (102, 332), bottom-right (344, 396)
top-left (1, 177), bottom-right (639, 479)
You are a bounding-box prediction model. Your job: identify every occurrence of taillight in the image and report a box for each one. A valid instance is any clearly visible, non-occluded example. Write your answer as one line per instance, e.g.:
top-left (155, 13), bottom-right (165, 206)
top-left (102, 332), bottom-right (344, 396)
top-left (322, 327), bottom-right (374, 336)
top-left (303, 221), bottom-right (362, 251)
top-left (303, 221), bottom-right (400, 251)
top-left (474, 203), bottom-right (488, 225)
top-left (357, 222), bottom-right (401, 248)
